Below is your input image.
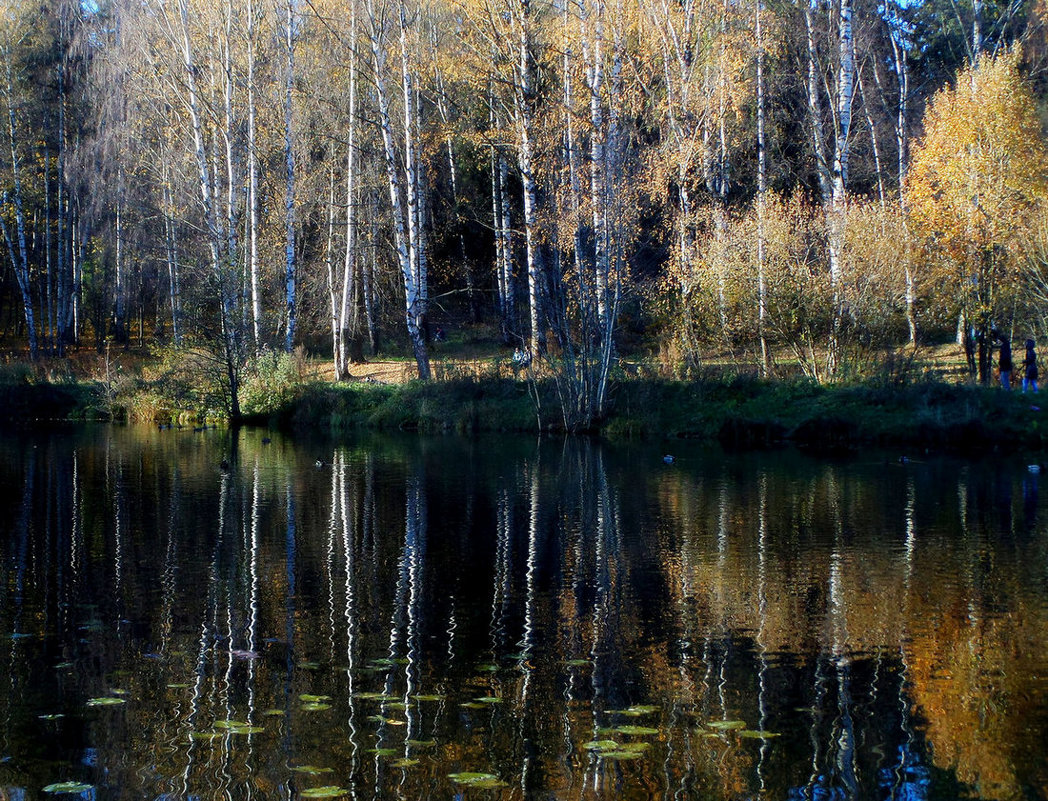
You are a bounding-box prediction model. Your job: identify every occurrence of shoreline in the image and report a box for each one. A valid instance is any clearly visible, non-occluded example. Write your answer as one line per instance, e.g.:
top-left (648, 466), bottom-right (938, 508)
top-left (2, 373), bottom-right (1044, 456)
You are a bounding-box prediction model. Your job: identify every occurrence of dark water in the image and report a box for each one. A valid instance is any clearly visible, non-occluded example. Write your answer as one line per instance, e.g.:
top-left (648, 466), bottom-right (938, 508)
top-left (0, 425), bottom-right (1046, 801)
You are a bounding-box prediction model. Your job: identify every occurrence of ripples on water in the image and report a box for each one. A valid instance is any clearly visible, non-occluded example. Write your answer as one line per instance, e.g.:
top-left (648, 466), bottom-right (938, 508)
top-left (0, 425), bottom-right (1046, 800)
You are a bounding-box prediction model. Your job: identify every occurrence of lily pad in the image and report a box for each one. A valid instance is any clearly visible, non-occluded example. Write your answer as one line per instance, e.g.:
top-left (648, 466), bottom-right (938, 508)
top-left (622, 705), bottom-right (659, 716)
top-left (707, 720), bottom-right (747, 731)
top-left (366, 747), bottom-right (397, 756)
top-left (614, 725), bottom-right (659, 736)
top-left (42, 781), bottom-right (94, 793)
top-left (411, 694), bottom-right (445, 702)
top-left (292, 765), bottom-right (334, 775)
top-left (387, 702), bottom-right (408, 711)
top-left (406, 739), bottom-right (437, 748)
top-left (299, 787), bottom-right (349, 798)
top-left (300, 694), bottom-right (332, 703)
top-left (166, 683), bottom-right (191, 689)
top-left (391, 758), bottom-right (420, 768)
top-left (263, 709), bottom-right (286, 717)
top-left (582, 740), bottom-right (621, 752)
top-left (352, 692), bottom-right (395, 701)
top-left (449, 772), bottom-right (507, 789)
top-left (474, 696), bottom-right (502, 704)
top-left (565, 659), bottom-right (591, 667)
top-left (38, 714), bottom-right (65, 720)
top-left (366, 715), bottom-right (404, 726)
top-left (301, 703), bottom-right (332, 712)
top-left (599, 750), bottom-right (644, 760)
top-left (737, 730), bottom-right (781, 739)
top-left (214, 720), bottom-right (265, 735)
top-left (228, 725), bottom-right (265, 735)
top-left (475, 663), bottom-right (498, 673)
top-left (54, 662), bottom-right (74, 670)
top-left (459, 702), bottom-right (486, 710)
top-left (85, 697), bottom-right (126, 707)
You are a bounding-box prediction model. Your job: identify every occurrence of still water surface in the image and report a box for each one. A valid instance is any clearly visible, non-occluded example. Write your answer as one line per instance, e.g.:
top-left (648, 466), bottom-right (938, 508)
top-left (0, 425), bottom-right (1046, 800)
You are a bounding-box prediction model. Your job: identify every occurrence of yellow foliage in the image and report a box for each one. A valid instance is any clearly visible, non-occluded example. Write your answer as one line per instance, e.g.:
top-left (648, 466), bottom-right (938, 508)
top-left (906, 49), bottom-right (1048, 272)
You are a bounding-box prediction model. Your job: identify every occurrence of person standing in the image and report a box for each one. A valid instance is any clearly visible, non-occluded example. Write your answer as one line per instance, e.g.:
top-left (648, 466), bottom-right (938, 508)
top-left (998, 333), bottom-right (1013, 390)
top-left (1023, 338), bottom-right (1039, 393)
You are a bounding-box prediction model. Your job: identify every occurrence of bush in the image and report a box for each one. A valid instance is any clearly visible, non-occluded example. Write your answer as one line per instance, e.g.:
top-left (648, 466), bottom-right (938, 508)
top-left (239, 348), bottom-right (307, 418)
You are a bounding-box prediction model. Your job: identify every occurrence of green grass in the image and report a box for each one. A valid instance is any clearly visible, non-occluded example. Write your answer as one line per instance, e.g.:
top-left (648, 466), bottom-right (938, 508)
top-left (3, 353), bottom-right (1045, 454)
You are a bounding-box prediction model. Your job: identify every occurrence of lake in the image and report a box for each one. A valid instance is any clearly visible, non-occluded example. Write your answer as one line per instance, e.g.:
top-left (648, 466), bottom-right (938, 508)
top-left (0, 424), bottom-right (1046, 800)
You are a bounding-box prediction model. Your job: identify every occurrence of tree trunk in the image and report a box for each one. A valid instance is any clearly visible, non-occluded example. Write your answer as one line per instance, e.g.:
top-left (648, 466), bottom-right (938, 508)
top-left (366, 0), bottom-right (430, 379)
top-left (338, 0), bottom-right (361, 377)
top-left (2, 45), bottom-right (37, 360)
top-left (756, 0), bottom-right (770, 376)
top-left (283, 0), bottom-right (297, 353)
top-left (247, 0), bottom-right (262, 350)
top-left (516, 0), bottom-right (544, 357)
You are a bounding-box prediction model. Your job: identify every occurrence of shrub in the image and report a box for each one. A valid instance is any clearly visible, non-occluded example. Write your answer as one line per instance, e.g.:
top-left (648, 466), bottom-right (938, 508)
top-left (239, 348), bottom-right (307, 418)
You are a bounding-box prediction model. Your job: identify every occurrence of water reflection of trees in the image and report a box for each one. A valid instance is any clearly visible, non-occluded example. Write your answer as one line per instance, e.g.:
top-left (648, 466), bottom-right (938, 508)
top-left (0, 430), bottom-right (1045, 800)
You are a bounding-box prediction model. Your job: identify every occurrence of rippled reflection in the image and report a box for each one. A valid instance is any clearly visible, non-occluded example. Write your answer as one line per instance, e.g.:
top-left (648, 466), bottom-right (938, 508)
top-left (0, 426), bottom-right (1046, 800)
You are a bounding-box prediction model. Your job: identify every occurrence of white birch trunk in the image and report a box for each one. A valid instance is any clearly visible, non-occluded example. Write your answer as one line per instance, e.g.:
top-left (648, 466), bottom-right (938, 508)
top-left (325, 167), bottom-right (340, 372)
top-left (517, 0), bottom-right (544, 356)
top-left (283, 0), bottom-right (297, 353)
top-left (756, 0), bottom-right (770, 376)
top-left (804, 2), bottom-right (831, 205)
top-left (247, 0), bottom-right (262, 349)
top-left (366, 0), bottom-right (430, 379)
top-left (2, 46), bottom-right (36, 359)
top-left (337, 0), bottom-right (359, 378)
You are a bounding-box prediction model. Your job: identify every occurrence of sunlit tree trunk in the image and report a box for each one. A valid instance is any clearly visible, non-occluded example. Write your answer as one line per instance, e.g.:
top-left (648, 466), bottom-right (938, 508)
top-left (283, 0), bottom-right (297, 353)
top-left (337, 0), bottom-right (361, 377)
top-left (366, 0), bottom-right (430, 379)
top-left (514, 0), bottom-right (544, 357)
top-left (755, 0), bottom-right (770, 376)
top-left (247, 0), bottom-right (262, 350)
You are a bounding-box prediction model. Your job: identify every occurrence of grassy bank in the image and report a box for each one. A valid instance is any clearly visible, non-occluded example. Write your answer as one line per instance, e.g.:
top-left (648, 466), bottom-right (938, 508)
top-left (3, 355), bottom-right (1045, 454)
top-left (282, 376), bottom-right (1045, 454)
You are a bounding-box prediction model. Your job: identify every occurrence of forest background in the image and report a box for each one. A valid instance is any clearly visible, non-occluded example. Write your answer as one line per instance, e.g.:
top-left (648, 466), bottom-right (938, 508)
top-left (2, 0), bottom-right (1048, 432)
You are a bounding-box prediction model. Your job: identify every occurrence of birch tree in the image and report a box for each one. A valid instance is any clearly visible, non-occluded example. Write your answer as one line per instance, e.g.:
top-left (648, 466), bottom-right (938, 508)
top-left (906, 49), bottom-right (1048, 383)
top-left (283, 0), bottom-right (297, 353)
top-left (0, 2), bottom-right (37, 359)
top-left (365, 0), bottom-right (430, 379)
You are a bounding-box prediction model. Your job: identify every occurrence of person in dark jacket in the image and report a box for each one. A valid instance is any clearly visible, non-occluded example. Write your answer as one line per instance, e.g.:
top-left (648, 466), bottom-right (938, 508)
top-left (998, 333), bottom-right (1013, 390)
top-left (1023, 338), bottom-right (1039, 393)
